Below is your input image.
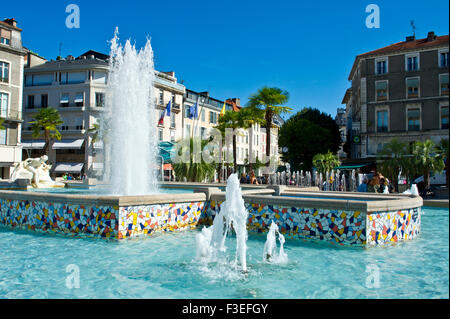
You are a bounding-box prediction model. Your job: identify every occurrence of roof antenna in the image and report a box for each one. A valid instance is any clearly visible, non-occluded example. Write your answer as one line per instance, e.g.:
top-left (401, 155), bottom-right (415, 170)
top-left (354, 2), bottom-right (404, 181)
top-left (410, 20), bottom-right (416, 37)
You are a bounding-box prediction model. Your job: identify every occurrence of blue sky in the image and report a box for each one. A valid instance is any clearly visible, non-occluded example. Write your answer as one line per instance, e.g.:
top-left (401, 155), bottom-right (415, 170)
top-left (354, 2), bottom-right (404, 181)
top-left (3, 0), bottom-right (449, 119)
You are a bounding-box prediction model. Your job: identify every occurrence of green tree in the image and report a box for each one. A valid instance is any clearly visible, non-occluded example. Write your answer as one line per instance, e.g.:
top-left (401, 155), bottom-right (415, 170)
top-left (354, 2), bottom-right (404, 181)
top-left (377, 138), bottom-right (408, 192)
top-left (28, 107), bottom-right (63, 155)
top-left (278, 112), bottom-right (341, 171)
top-left (216, 108), bottom-right (256, 174)
top-left (172, 138), bottom-right (216, 182)
top-left (312, 151), bottom-right (341, 175)
top-left (412, 139), bottom-right (445, 189)
top-left (88, 123), bottom-right (100, 145)
top-left (436, 138), bottom-right (449, 187)
top-left (247, 87), bottom-right (292, 164)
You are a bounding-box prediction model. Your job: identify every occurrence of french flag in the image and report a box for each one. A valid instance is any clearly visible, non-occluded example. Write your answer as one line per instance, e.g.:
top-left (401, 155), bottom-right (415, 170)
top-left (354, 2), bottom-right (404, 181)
top-left (158, 100), bottom-right (171, 125)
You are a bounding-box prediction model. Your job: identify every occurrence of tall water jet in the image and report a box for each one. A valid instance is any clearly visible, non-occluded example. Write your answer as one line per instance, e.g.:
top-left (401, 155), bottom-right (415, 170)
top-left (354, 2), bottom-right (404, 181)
top-left (196, 173), bottom-right (249, 272)
top-left (263, 221), bottom-right (288, 264)
top-left (102, 29), bottom-right (159, 195)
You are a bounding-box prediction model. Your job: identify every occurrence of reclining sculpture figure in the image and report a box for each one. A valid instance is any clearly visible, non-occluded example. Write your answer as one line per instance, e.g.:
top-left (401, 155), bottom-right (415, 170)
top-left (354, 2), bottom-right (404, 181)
top-left (10, 155), bottom-right (65, 188)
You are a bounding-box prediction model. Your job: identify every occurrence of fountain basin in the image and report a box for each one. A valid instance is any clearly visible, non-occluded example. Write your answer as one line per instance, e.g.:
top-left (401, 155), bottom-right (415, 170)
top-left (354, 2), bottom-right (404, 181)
top-left (0, 187), bottom-right (422, 247)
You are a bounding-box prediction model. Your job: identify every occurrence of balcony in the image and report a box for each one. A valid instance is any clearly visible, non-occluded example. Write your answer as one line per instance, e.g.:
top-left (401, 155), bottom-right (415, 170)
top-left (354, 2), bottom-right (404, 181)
top-left (0, 109), bottom-right (22, 122)
top-left (59, 103), bottom-right (85, 111)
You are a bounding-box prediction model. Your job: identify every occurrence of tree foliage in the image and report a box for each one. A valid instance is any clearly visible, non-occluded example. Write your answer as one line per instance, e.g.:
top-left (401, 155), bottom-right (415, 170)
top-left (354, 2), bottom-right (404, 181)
top-left (278, 108), bottom-right (341, 171)
top-left (28, 107), bottom-right (63, 155)
top-left (312, 151), bottom-right (341, 174)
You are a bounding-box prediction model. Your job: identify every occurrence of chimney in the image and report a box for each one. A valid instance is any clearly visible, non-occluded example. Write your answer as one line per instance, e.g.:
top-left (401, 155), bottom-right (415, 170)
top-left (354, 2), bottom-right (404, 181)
top-left (232, 98), bottom-right (241, 106)
top-left (3, 18), bottom-right (17, 27)
top-left (427, 31), bottom-right (436, 41)
top-left (405, 35), bottom-right (415, 42)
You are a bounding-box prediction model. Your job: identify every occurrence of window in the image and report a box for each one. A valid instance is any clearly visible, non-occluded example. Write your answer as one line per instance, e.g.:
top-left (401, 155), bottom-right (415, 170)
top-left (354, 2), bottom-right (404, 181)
top-left (440, 74), bottom-right (449, 96)
top-left (26, 95), bottom-right (34, 109)
top-left (0, 92), bottom-right (8, 117)
top-left (406, 54), bottom-right (419, 71)
top-left (184, 105), bottom-right (191, 118)
top-left (60, 94), bottom-right (69, 107)
top-left (158, 129), bottom-right (163, 141)
top-left (441, 106), bottom-right (449, 129)
top-left (0, 61), bottom-right (9, 83)
top-left (41, 94), bottom-right (48, 108)
top-left (0, 28), bottom-right (11, 45)
top-left (171, 93), bottom-right (175, 105)
top-left (201, 127), bottom-right (206, 139)
top-left (75, 93), bottom-right (84, 107)
top-left (159, 89), bottom-right (164, 105)
top-left (440, 51), bottom-right (449, 68)
top-left (170, 130), bottom-right (175, 142)
top-left (377, 110), bottom-right (388, 132)
top-left (407, 108), bottom-right (420, 131)
top-left (201, 109), bottom-right (205, 122)
top-left (406, 77), bottom-right (420, 98)
top-left (375, 81), bottom-right (388, 101)
top-left (209, 111), bottom-right (217, 124)
top-left (95, 93), bottom-right (105, 107)
top-left (170, 112), bottom-right (176, 128)
top-left (375, 58), bottom-right (387, 75)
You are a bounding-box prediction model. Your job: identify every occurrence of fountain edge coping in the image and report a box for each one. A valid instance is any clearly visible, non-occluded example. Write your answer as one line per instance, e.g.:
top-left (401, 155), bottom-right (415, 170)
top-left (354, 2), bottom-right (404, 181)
top-left (0, 190), bottom-right (207, 207)
top-left (209, 192), bottom-right (423, 213)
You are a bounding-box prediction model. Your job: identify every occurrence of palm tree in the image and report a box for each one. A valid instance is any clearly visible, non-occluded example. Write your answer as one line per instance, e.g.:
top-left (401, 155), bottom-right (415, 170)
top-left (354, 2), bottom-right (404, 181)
top-left (436, 138), bottom-right (449, 187)
top-left (377, 138), bottom-right (408, 192)
top-left (247, 87), bottom-right (292, 165)
top-left (216, 108), bottom-right (255, 174)
top-left (412, 139), bottom-right (445, 189)
top-left (172, 137), bottom-right (216, 182)
top-left (312, 151), bottom-right (341, 175)
top-left (28, 107), bottom-right (63, 156)
top-left (88, 123), bottom-right (100, 145)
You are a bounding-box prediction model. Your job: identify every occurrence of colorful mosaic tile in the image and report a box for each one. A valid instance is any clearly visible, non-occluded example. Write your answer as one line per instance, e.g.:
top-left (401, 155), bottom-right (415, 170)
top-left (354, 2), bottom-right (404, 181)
top-left (0, 198), bottom-right (205, 240)
top-left (366, 208), bottom-right (421, 246)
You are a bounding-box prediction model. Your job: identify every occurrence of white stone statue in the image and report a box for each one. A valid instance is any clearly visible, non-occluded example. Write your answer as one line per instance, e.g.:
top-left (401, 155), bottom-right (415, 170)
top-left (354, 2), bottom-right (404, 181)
top-left (10, 155), bottom-right (65, 188)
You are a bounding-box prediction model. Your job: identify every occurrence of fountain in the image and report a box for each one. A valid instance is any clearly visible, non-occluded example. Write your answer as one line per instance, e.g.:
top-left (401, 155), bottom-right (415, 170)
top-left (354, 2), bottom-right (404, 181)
top-left (102, 29), bottom-right (159, 195)
top-left (403, 184), bottom-right (419, 196)
top-left (263, 221), bottom-right (288, 264)
top-left (196, 173), bottom-right (249, 272)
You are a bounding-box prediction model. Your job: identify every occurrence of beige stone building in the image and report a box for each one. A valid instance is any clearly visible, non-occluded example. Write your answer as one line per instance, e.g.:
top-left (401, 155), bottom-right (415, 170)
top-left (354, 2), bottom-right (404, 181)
top-left (0, 19), bottom-right (28, 179)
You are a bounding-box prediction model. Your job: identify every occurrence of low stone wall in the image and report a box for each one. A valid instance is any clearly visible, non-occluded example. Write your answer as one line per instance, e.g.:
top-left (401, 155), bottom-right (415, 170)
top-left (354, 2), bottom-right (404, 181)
top-left (202, 192), bottom-right (423, 247)
top-left (0, 190), bottom-right (206, 240)
top-left (0, 188), bottom-right (422, 247)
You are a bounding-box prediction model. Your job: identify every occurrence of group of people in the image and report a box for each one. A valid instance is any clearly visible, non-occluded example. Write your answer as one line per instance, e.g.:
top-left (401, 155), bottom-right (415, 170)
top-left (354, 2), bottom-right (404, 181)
top-left (240, 171), bottom-right (260, 185)
top-left (357, 172), bottom-right (394, 193)
top-left (62, 173), bottom-right (87, 181)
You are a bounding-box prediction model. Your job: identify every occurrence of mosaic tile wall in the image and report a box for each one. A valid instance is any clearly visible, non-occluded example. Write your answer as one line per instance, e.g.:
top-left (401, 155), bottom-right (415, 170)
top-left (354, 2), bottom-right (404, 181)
top-left (366, 207), bottom-right (421, 246)
top-left (0, 198), bottom-right (120, 239)
top-left (118, 202), bottom-right (205, 239)
top-left (203, 200), bottom-right (367, 245)
top-left (203, 200), bottom-right (422, 246)
top-left (0, 198), bottom-right (204, 240)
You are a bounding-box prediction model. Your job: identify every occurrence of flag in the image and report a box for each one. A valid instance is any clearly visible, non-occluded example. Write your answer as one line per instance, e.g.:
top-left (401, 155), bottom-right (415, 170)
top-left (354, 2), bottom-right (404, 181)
top-left (189, 102), bottom-right (198, 119)
top-left (220, 101), bottom-right (226, 116)
top-left (158, 100), bottom-right (171, 125)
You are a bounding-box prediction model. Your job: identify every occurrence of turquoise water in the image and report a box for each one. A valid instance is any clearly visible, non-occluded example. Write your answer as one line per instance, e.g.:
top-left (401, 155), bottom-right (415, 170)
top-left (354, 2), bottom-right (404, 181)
top-left (0, 207), bottom-right (448, 299)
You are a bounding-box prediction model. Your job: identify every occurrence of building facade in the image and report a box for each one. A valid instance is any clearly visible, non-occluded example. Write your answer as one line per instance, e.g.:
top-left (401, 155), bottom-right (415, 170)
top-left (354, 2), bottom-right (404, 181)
top-left (344, 32), bottom-right (449, 159)
top-left (0, 18), bottom-right (28, 179)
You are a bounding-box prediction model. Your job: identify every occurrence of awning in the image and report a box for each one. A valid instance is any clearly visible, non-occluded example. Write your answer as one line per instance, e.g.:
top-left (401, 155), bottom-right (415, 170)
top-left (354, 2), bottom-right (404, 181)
top-left (74, 93), bottom-right (84, 103)
top-left (53, 162), bottom-right (84, 173)
top-left (52, 139), bottom-right (85, 149)
top-left (21, 140), bottom-right (45, 149)
top-left (163, 163), bottom-right (172, 170)
top-left (159, 141), bottom-right (176, 163)
top-left (336, 163), bottom-right (371, 170)
top-left (92, 162), bottom-right (103, 170)
top-left (60, 95), bottom-right (69, 103)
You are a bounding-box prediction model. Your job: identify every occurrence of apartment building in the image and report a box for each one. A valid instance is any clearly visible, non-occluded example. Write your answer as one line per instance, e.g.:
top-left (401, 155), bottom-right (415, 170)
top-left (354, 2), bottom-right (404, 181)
top-left (343, 31), bottom-right (449, 159)
top-left (22, 50), bottom-right (109, 177)
top-left (0, 18), bottom-right (28, 179)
